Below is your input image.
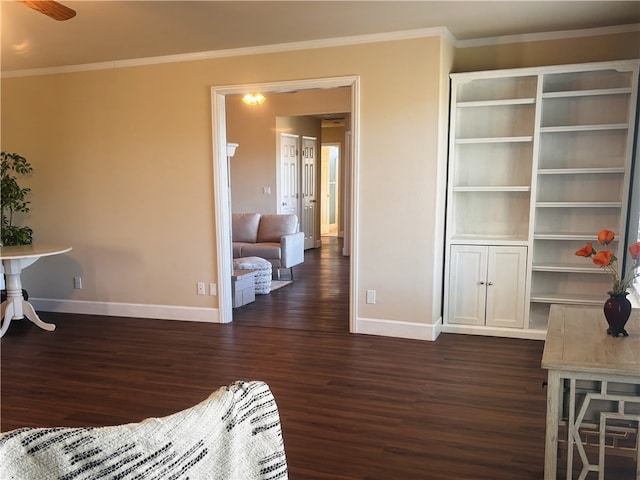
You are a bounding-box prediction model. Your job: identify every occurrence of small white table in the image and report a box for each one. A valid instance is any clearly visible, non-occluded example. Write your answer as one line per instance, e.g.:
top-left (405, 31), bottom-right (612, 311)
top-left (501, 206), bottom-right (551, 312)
top-left (0, 244), bottom-right (72, 337)
top-left (231, 269), bottom-right (256, 308)
top-left (542, 304), bottom-right (640, 480)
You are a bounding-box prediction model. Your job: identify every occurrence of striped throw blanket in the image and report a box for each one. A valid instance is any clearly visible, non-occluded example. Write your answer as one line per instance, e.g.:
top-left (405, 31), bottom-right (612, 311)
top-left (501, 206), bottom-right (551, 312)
top-left (0, 381), bottom-right (287, 479)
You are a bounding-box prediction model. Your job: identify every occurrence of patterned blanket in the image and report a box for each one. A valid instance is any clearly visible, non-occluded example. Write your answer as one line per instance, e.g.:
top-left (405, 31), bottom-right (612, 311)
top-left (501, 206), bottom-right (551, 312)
top-left (0, 381), bottom-right (287, 479)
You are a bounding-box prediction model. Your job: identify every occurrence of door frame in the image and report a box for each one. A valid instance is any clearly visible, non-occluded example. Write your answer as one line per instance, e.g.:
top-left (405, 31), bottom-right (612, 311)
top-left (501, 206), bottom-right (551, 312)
top-left (210, 76), bottom-right (360, 329)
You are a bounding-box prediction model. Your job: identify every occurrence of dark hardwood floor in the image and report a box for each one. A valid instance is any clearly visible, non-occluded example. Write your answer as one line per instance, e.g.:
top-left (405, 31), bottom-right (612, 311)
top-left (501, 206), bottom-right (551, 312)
top-left (232, 236), bottom-right (350, 333)
top-left (1, 238), bottom-right (634, 478)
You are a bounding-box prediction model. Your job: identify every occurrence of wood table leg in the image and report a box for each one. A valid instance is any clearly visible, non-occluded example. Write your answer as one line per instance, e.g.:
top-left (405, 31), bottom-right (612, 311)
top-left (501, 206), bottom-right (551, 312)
top-left (545, 370), bottom-right (561, 480)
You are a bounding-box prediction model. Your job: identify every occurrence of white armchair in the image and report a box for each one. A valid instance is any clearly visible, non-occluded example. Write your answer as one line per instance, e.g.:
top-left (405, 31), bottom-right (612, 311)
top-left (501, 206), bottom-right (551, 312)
top-left (232, 213), bottom-right (305, 278)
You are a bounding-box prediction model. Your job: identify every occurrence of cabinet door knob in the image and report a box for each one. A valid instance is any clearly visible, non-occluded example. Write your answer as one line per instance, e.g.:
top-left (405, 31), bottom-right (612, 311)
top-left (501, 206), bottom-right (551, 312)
top-left (478, 281), bottom-right (485, 285)
top-left (487, 281), bottom-right (494, 286)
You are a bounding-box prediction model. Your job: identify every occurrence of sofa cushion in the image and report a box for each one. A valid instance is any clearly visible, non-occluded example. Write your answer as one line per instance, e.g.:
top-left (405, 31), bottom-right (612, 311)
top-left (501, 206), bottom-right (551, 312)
top-left (232, 213), bottom-right (261, 243)
top-left (257, 214), bottom-right (298, 243)
top-left (241, 242), bottom-right (282, 260)
top-left (233, 242), bottom-right (248, 257)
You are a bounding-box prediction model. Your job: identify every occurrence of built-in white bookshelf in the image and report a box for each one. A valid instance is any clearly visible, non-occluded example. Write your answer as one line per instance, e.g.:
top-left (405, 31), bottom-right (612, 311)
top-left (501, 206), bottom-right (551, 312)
top-left (443, 60), bottom-right (639, 340)
top-left (448, 75), bottom-right (536, 247)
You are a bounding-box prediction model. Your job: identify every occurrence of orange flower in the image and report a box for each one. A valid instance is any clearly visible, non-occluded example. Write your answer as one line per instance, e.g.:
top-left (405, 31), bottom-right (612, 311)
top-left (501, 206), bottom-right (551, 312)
top-left (576, 230), bottom-right (640, 295)
top-left (575, 243), bottom-right (593, 257)
top-left (592, 250), bottom-right (612, 267)
top-left (597, 229), bottom-right (615, 245)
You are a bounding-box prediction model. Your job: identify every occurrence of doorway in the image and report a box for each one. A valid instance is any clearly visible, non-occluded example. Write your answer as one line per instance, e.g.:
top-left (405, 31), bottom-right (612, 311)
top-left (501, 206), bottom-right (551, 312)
top-left (211, 76), bottom-right (360, 328)
top-left (321, 144), bottom-right (340, 237)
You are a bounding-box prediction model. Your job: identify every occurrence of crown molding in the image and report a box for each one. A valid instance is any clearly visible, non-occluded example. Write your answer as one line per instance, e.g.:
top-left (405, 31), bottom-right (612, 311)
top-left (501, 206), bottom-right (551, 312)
top-left (2, 27), bottom-right (447, 78)
top-left (442, 27), bottom-right (458, 47)
top-left (3, 22), bottom-right (638, 79)
top-left (457, 23), bottom-right (640, 48)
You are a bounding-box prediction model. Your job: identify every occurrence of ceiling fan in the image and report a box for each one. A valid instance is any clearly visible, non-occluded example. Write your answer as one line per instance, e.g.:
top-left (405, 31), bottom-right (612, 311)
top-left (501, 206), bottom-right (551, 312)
top-left (20, 0), bottom-right (76, 21)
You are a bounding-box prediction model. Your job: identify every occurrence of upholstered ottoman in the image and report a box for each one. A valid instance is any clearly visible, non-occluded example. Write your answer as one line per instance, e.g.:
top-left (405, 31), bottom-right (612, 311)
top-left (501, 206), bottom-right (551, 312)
top-left (233, 256), bottom-right (272, 294)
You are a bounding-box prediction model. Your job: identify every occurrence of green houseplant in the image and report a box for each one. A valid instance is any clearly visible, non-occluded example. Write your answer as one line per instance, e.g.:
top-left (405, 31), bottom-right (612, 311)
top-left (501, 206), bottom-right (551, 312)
top-left (1, 152), bottom-right (34, 246)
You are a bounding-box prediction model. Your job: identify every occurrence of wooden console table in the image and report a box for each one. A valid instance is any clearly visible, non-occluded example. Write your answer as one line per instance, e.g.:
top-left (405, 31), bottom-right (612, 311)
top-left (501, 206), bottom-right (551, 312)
top-left (542, 304), bottom-right (640, 479)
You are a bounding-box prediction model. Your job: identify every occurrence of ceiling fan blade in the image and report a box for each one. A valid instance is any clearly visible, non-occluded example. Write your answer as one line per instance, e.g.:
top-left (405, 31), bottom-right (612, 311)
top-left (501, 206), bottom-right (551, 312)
top-left (20, 0), bottom-right (76, 21)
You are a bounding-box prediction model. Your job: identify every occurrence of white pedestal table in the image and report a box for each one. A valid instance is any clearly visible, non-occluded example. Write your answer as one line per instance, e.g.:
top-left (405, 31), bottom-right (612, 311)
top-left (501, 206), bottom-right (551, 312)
top-left (0, 244), bottom-right (72, 337)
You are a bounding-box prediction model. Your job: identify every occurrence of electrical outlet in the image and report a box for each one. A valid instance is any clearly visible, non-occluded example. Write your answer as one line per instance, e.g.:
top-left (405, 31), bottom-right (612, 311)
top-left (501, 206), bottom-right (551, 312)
top-left (209, 283), bottom-right (217, 296)
top-left (197, 282), bottom-right (206, 295)
top-left (366, 289), bottom-right (376, 304)
top-left (73, 276), bottom-right (83, 289)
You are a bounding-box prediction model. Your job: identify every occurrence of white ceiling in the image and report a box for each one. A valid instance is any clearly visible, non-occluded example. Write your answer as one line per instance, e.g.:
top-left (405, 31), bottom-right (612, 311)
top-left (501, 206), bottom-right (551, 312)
top-left (2, 1), bottom-right (639, 73)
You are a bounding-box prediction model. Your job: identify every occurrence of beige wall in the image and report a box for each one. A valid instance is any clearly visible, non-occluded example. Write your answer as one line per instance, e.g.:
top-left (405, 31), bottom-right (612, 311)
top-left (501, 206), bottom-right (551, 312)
top-left (454, 31), bottom-right (640, 72)
top-left (226, 89), bottom-right (349, 214)
top-left (1, 37), bottom-right (445, 332)
top-left (321, 125), bottom-right (346, 144)
top-left (1, 28), bottom-right (637, 336)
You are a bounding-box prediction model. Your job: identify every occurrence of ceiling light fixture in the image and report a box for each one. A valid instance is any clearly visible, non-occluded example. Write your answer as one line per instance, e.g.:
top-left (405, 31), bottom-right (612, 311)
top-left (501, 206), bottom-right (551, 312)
top-left (242, 93), bottom-right (265, 106)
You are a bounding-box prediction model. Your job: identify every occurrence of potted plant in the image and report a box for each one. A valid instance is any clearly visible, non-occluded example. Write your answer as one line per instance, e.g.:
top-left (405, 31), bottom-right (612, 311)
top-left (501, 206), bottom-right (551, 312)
top-left (1, 151), bottom-right (34, 246)
top-left (1, 152), bottom-right (34, 301)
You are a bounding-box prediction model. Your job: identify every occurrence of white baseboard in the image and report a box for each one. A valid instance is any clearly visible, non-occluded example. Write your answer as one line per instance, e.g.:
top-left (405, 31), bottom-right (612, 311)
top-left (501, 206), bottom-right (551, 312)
top-left (30, 299), bottom-right (446, 340)
top-left (30, 298), bottom-right (220, 323)
top-left (355, 316), bottom-right (442, 341)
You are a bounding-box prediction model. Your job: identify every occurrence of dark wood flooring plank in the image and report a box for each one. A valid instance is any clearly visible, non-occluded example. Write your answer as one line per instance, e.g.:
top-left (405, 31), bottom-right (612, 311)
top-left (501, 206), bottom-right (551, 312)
top-left (2, 237), bottom-right (633, 478)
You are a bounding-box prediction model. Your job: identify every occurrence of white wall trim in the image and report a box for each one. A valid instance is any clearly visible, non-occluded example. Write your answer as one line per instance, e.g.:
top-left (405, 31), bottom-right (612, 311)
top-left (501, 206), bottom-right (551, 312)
top-left (348, 79), bottom-right (360, 335)
top-left (442, 27), bottom-right (457, 47)
top-left (30, 298), bottom-right (220, 322)
top-left (2, 27), bottom-right (447, 79)
top-left (356, 317), bottom-right (442, 341)
top-left (211, 87), bottom-right (233, 325)
top-left (457, 23), bottom-right (640, 48)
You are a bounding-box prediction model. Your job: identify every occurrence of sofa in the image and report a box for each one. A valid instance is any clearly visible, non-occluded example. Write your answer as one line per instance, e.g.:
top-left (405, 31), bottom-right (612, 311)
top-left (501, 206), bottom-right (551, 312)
top-left (232, 213), bottom-right (305, 278)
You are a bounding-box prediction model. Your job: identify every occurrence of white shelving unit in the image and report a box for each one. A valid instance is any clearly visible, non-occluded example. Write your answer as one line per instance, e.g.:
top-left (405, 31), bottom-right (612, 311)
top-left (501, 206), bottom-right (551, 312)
top-left (443, 60), bottom-right (639, 339)
top-left (529, 63), bottom-right (639, 332)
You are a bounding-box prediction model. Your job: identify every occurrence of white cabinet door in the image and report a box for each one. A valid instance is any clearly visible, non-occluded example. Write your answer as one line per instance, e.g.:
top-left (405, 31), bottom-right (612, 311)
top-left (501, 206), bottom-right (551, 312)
top-left (485, 246), bottom-right (527, 328)
top-left (448, 245), bottom-right (487, 325)
top-left (448, 245), bottom-right (527, 328)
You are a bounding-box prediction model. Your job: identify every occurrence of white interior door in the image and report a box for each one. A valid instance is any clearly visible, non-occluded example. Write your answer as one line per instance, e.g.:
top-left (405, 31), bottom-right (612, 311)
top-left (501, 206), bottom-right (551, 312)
top-left (301, 136), bottom-right (318, 250)
top-left (279, 133), bottom-right (299, 216)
